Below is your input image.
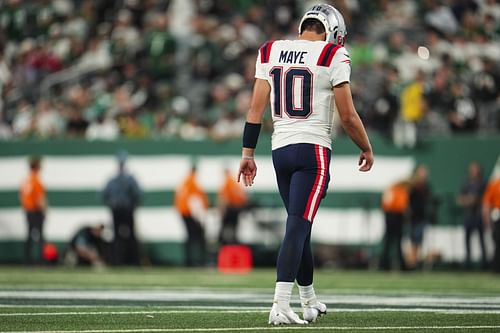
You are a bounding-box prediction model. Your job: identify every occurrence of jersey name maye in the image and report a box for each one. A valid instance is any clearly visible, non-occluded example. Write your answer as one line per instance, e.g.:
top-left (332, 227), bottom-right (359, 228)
top-left (255, 40), bottom-right (351, 150)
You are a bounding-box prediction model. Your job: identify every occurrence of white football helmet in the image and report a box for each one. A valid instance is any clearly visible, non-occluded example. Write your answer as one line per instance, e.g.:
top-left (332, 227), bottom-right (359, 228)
top-left (298, 4), bottom-right (347, 46)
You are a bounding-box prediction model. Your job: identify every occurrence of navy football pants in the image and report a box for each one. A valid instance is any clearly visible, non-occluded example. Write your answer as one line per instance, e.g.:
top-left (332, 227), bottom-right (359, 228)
top-left (272, 143), bottom-right (331, 284)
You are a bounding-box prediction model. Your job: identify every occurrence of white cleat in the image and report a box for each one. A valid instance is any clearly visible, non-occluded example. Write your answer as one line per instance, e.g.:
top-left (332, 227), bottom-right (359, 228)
top-left (268, 303), bottom-right (308, 325)
top-left (302, 301), bottom-right (327, 322)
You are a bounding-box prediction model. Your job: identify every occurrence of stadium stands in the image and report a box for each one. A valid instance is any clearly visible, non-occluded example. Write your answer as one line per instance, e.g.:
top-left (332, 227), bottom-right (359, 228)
top-left (0, 0), bottom-right (498, 142)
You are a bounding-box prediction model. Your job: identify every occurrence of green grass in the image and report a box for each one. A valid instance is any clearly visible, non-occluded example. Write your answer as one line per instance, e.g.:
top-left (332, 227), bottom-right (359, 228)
top-left (0, 267), bottom-right (499, 294)
top-left (0, 308), bottom-right (499, 332)
top-left (0, 267), bottom-right (499, 332)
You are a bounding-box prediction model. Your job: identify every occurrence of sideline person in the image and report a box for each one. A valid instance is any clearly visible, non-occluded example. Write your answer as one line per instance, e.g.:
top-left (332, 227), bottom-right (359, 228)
top-left (174, 165), bottom-right (209, 266)
top-left (483, 173), bottom-right (500, 272)
top-left (102, 151), bottom-right (142, 265)
top-left (19, 156), bottom-right (47, 265)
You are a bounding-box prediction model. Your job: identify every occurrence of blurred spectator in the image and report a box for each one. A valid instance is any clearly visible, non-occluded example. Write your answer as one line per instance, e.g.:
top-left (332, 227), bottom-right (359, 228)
top-left (12, 100), bottom-right (35, 138)
top-left (188, 15), bottom-right (224, 81)
top-left (151, 111), bottom-right (176, 138)
top-left (478, 0), bottom-right (500, 22)
top-left (394, 70), bottom-right (427, 148)
top-left (0, 111), bottom-right (13, 139)
top-left (0, 50), bottom-right (12, 96)
top-left (118, 113), bottom-right (149, 139)
top-left (379, 0), bottom-right (418, 29)
top-left (369, 80), bottom-right (399, 137)
top-left (482, 172), bottom-right (500, 273)
top-left (401, 70), bottom-right (427, 124)
top-left (110, 9), bottom-right (141, 62)
top-left (19, 155), bottom-right (46, 265)
top-left (77, 36), bottom-right (112, 71)
top-left (349, 33), bottom-right (375, 69)
top-left (457, 161), bottom-right (487, 269)
top-left (218, 167), bottom-right (249, 245)
top-left (142, 12), bottom-right (176, 79)
top-left (379, 179), bottom-right (410, 271)
top-left (211, 112), bottom-right (244, 141)
top-left (85, 113), bottom-right (119, 141)
top-left (64, 103), bottom-right (88, 137)
top-left (424, 1), bottom-right (459, 36)
top-left (472, 58), bottom-right (500, 132)
top-left (447, 81), bottom-right (478, 132)
top-left (232, 13), bottom-right (264, 48)
top-left (29, 43), bottom-right (63, 75)
top-left (206, 82), bottom-right (234, 124)
top-left (174, 164), bottom-right (208, 266)
top-left (102, 150), bottom-right (142, 266)
top-left (64, 224), bottom-right (107, 267)
top-left (425, 59), bottom-right (454, 133)
top-left (0, 0), bottom-right (28, 42)
top-left (64, 10), bottom-right (89, 40)
top-left (408, 164), bottom-right (433, 269)
top-left (34, 98), bottom-right (64, 138)
top-left (67, 83), bottom-right (92, 110)
top-left (178, 116), bottom-right (208, 141)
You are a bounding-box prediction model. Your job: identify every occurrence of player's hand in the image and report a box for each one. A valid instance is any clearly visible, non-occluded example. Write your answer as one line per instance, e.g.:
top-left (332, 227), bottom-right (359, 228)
top-left (238, 158), bottom-right (257, 187)
top-left (358, 150), bottom-right (374, 172)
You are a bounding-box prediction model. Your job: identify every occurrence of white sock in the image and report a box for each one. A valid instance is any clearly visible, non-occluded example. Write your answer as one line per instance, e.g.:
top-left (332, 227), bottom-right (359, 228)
top-left (273, 281), bottom-right (294, 309)
top-left (298, 284), bottom-right (317, 306)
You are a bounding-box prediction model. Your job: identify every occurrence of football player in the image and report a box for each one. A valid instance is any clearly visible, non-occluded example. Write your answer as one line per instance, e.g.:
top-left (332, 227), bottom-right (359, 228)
top-left (238, 4), bottom-right (374, 325)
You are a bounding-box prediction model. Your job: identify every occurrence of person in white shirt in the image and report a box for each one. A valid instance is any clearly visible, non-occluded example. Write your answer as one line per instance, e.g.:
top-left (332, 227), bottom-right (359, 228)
top-left (237, 4), bottom-right (374, 325)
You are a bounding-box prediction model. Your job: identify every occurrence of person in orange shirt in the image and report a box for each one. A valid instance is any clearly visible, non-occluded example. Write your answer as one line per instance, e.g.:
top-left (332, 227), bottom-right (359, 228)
top-left (483, 175), bottom-right (500, 272)
top-left (19, 156), bottom-right (47, 265)
top-left (379, 179), bottom-right (409, 271)
top-left (174, 165), bottom-right (209, 266)
top-left (218, 168), bottom-right (249, 244)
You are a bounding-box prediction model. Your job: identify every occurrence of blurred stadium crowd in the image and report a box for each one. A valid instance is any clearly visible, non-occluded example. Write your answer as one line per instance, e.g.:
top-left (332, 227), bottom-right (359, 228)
top-left (0, 0), bottom-right (499, 142)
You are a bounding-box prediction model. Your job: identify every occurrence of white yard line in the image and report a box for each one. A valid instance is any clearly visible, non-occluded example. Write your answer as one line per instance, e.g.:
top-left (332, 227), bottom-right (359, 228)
top-left (1, 307), bottom-right (500, 316)
top-left (0, 286), bottom-right (493, 298)
top-left (1, 290), bottom-right (500, 317)
top-left (1, 290), bottom-right (500, 308)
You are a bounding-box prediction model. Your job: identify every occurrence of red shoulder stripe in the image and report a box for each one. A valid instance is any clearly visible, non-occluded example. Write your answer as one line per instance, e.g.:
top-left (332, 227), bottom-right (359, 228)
top-left (259, 41), bottom-right (274, 64)
top-left (317, 43), bottom-right (342, 67)
top-left (316, 43), bottom-right (333, 66)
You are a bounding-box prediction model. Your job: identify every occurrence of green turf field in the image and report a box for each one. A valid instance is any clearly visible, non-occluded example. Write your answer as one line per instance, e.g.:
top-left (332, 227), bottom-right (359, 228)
top-left (0, 267), bottom-right (499, 332)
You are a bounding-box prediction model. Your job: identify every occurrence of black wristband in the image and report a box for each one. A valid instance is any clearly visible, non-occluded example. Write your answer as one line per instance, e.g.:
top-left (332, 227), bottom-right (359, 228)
top-left (242, 122), bottom-right (261, 149)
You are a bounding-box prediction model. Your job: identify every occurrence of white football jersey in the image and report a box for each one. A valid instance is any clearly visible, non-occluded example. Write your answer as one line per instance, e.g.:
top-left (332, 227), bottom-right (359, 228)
top-left (255, 39), bottom-right (351, 150)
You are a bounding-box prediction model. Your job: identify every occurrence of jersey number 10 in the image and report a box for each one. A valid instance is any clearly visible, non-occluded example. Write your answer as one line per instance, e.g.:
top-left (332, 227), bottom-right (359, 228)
top-left (270, 67), bottom-right (313, 119)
